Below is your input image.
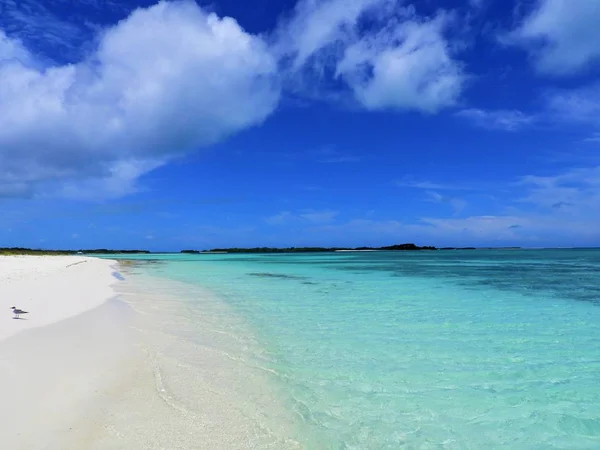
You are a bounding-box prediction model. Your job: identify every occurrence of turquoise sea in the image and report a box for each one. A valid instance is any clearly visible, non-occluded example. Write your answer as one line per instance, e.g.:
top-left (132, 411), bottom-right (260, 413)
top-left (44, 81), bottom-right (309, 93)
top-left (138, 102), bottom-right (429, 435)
top-left (110, 249), bottom-right (600, 449)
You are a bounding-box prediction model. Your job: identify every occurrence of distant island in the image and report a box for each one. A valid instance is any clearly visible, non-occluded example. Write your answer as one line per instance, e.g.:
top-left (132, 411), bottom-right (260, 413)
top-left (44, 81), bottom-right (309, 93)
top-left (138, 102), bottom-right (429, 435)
top-left (1, 244), bottom-right (525, 256)
top-left (187, 243), bottom-right (442, 254)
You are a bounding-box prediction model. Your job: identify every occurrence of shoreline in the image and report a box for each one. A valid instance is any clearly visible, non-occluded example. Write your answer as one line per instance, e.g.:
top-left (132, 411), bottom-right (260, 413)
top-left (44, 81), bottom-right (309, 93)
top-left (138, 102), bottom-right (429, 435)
top-left (0, 255), bottom-right (302, 448)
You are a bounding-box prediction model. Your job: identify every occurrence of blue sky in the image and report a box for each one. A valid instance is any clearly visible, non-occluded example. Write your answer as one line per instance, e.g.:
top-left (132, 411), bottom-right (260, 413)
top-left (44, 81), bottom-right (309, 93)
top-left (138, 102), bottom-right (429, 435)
top-left (1, 0), bottom-right (599, 250)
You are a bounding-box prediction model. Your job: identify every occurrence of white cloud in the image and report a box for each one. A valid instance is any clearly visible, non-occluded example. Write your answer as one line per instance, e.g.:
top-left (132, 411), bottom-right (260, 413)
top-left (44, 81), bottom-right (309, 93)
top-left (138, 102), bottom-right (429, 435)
top-left (507, 0), bottom-right (600, 75)
top-left (0, 0), bottom-right (472, 201)
top-left (275, 0), bottom-right (382, 70)
top-left (0, 31), bottom-right (31, 64)
top-left (0, 1), bottom-right (280, 198)
top-left (336, 12), bottom-right (464, 112)
top-left (277, 0), bottom-right (466, 112)
top-left (456, 108), bottom-right (535, 131)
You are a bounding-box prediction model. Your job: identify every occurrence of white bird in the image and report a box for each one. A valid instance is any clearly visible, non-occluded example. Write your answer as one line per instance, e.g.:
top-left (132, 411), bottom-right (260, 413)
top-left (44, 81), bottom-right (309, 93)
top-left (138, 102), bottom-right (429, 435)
top-left (10, 307), bottom-right (28, 319)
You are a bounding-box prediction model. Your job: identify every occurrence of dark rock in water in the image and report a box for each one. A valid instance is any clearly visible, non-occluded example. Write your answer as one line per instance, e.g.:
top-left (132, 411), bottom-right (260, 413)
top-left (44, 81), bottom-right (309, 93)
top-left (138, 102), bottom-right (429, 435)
top-left (247, 272), bottom-right (309, 280)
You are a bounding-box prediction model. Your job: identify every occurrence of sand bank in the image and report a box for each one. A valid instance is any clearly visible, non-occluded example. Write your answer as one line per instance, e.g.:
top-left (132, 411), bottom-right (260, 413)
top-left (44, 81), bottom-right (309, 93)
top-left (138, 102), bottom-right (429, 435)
top-left (0, 256), bottom-right (119, 341)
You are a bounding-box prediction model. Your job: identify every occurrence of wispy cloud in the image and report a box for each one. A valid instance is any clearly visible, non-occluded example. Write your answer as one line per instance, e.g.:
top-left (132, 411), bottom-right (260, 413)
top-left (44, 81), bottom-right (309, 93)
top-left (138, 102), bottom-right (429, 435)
top-left (518, 165), bottom-right (600, 213)
top-left (318, 155), bottom-right (361, 164)
top-left (308, 146), bottom-right (361, 164)
top-left (546, 84), bottom-right (600, 126)
top-left (0, 0), bottom-right (105, 63)
top-left (456, 108), bottom-right (536, 131)
top-left (395, 177), bottom-right (473, 191)
top-left (299, 210), bottom-right (339, 223)
top-left (583, 132), bottom-right (600, 144)
top-left (426, 191), bottom-right (467, 215)
top-left (266, 209), bottom-right (339, 225)
top-left (265, 211), bottom-right (295, 225)
top-left (307, 165), bottom-right (600, 246)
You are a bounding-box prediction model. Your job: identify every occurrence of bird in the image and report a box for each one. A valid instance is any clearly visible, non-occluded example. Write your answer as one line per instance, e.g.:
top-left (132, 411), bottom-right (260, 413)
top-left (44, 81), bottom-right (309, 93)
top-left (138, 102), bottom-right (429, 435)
top-left (10, 307), bottom-right (28, 319)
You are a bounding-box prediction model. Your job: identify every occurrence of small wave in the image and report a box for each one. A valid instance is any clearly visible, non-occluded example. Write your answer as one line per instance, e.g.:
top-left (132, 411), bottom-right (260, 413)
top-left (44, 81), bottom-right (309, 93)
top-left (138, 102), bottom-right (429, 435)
top-left (152, 360), bottom-right (198, 419)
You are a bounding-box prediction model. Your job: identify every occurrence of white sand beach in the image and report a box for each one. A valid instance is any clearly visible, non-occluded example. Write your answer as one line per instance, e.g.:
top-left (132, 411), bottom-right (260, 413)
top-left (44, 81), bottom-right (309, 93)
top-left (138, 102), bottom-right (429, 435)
top-left (0, 256), bottom-right (130, 449)
top-left (0, 256), bottom-right (301, 449)
top-left (0, 256), bottom-right (119, 341)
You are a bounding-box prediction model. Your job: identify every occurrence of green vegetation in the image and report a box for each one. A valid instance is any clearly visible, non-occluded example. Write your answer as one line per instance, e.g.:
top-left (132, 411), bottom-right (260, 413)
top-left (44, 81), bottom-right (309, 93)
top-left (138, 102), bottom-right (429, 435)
top-left (0, 248), bottom-right (73, 256)
top-left (0, 247), bottom-right (150, 256)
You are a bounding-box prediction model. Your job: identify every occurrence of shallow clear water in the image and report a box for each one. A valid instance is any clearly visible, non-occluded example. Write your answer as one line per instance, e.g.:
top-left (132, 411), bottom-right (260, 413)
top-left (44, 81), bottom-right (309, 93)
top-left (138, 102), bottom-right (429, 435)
top-left (109, 249), bottom-right (600, 448)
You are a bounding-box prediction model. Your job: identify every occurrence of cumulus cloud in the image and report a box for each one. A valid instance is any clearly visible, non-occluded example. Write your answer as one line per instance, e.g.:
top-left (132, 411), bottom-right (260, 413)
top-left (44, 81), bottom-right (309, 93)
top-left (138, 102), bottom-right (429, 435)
top-left (1, 0), bottom-right (469, 200)
top-left (0, 1), bottom-right (280, 198)
top-left (507, 0), bottom-right (600, 75)
top-left (276, 0), bottom-right (466, 112)
top-left (0, 31), bottom-right (31, 63)
top-left (336, 12), bottom-right (464, 112)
